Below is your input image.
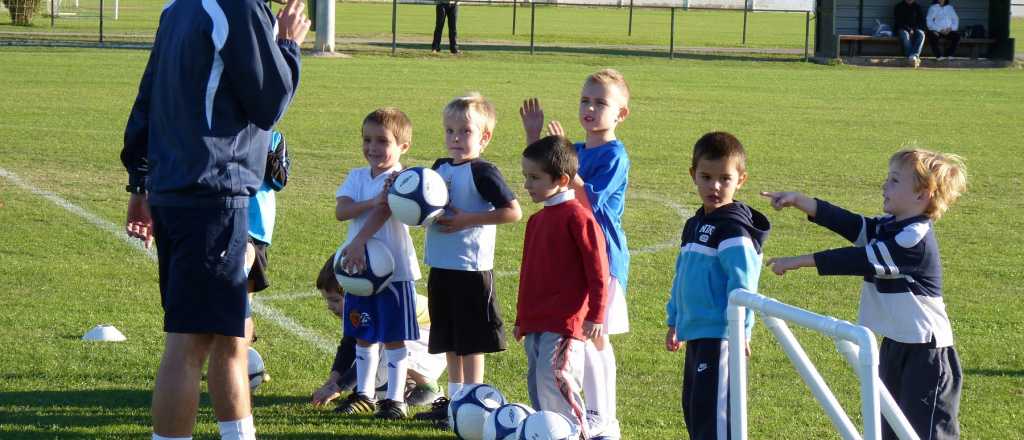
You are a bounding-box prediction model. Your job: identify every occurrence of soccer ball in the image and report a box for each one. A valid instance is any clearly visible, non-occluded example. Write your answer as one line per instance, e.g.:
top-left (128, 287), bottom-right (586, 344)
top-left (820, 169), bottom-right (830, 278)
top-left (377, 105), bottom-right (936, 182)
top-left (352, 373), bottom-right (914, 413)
top-left (483, 403), bottom-right (535, 440)
top-left (387, 167), bottom-right (448, 226)
top-left (514, 410), bottom-right (580, 440)
top-left (247, 347), bottom-right (267, 390)
top-left (333, 238), bottom-right (395, 296)
top-left (449, 384), bottom-right (507, 440)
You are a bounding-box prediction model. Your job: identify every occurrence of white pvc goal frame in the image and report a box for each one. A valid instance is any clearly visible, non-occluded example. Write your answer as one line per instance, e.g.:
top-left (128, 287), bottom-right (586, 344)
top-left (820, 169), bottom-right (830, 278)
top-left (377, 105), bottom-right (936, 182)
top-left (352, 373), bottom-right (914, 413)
top-left (726, 288), bottom-right (920, 440)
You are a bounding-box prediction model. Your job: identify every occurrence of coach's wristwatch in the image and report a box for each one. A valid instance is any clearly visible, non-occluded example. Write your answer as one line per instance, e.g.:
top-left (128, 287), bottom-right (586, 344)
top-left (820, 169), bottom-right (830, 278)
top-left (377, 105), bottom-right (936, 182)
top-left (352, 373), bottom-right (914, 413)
top-left (125, 184), bottom-right (146, 195)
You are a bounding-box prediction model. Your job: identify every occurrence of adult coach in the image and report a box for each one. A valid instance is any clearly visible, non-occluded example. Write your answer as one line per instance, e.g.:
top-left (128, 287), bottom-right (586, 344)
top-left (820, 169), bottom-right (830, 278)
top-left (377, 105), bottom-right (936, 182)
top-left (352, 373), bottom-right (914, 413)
top-left (120, 0), bottom-right (309, 437)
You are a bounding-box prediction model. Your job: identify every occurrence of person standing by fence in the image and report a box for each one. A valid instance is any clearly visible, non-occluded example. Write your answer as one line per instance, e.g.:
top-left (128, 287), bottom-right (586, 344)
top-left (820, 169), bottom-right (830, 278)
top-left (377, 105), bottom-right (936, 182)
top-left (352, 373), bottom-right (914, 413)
top-left (431, 0), bottom-right (460, 54)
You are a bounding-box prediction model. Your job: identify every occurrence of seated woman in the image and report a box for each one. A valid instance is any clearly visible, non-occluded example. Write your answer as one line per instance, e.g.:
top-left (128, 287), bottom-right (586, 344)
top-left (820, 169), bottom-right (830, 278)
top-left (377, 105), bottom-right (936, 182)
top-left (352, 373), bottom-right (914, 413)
top-left (927, 0), bottom-right (961, 60)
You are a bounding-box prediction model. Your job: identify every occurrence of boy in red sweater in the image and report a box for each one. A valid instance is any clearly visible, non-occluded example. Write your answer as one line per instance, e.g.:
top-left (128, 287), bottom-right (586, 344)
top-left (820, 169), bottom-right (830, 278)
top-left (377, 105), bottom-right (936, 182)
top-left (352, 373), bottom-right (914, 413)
top-left (515, 135), bottom-right (609, 436)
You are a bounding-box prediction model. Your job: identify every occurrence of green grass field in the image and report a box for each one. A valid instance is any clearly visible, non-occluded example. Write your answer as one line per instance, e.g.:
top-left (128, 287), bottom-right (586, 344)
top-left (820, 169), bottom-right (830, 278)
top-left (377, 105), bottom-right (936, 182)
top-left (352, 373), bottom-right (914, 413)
top-left (1, 43), bottom-right (1023, 439)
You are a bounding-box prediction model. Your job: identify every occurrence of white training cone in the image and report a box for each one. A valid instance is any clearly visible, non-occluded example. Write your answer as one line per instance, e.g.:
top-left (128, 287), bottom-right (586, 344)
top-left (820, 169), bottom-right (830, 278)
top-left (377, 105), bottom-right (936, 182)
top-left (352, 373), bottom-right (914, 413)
top-left (82, 324), bottom-right (127, 342)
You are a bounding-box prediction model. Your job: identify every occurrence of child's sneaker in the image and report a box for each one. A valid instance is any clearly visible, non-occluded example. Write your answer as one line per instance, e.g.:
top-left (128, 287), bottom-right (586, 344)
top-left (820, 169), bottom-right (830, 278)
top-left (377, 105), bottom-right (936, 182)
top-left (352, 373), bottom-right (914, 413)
top-left (334, 392), bottom-right (376, 415)
top-left (413, 396), bottom-right (450, 421)
top-left (375, 399), bottom-right (409, 420)
top-left (406, 380), bottom-right (442, 406)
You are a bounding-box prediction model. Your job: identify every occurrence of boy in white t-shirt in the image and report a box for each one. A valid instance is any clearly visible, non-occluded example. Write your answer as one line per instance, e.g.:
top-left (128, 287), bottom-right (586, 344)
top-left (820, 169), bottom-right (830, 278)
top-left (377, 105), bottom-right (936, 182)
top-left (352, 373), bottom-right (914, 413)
top-left (331, 108), bottom-right (421, 420)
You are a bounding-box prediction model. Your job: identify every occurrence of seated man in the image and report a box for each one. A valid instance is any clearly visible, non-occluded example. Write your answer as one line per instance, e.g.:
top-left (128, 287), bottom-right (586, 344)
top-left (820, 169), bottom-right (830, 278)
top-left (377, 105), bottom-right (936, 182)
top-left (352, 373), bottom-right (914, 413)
top-left (895, 0), bottom-right (927, 67)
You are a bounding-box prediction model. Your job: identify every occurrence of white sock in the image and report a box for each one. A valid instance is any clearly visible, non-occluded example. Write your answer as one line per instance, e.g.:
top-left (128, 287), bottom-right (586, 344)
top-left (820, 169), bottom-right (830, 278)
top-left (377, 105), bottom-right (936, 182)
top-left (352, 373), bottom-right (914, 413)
top-left (355, 344), bottom-right (380, 398)
top-left (152, 435), bottom-right (191, 440)
top-left (602, 341), bottom-right (619, 429)
top-left (217, 415), bottom-right (256, 440)
top-left (583, 340), bottom-right (611, 432)
top-left (448, 382), bottom-right (464, 399)
top-left (384, 347), bottom-right (410, 402)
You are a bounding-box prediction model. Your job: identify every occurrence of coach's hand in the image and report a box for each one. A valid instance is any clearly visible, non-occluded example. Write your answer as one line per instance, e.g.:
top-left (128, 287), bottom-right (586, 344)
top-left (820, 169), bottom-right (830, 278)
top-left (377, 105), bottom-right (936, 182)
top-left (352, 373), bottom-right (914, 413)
top-left (126, 193), bottom-right (153, 249)
top-left (277, 0), bottom-right (311, 45)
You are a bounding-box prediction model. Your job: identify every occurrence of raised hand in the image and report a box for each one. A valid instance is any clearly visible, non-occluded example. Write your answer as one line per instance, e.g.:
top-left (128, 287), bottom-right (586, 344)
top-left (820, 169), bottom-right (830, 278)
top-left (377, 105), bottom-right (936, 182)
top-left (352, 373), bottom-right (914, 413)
top-left (547, 120), bottom-right (565, 137)
top-left (520, 98), bottom-right (545, 145)
top-left (277, 0), bottom-right (311, 45)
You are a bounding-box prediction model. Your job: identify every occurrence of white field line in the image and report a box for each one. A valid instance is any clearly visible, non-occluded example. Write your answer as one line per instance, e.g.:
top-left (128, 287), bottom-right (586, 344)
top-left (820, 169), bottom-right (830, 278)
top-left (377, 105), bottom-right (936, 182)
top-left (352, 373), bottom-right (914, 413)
top-left (256, 290), bottom-right (322, 302)
top-left (0, 167), bottom-right (334, 355)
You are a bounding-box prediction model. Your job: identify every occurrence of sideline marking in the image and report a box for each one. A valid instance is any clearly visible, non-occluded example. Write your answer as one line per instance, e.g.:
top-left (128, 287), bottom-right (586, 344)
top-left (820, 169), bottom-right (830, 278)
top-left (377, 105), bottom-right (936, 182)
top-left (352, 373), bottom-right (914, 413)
top-left (0, 167), bottom-right (334, 355)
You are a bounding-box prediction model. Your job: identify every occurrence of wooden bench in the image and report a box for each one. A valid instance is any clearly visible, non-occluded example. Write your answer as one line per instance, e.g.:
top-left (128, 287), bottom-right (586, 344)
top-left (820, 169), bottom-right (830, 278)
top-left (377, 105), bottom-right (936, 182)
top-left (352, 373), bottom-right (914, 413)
top-left (838, 34), bottom-right (997, 59)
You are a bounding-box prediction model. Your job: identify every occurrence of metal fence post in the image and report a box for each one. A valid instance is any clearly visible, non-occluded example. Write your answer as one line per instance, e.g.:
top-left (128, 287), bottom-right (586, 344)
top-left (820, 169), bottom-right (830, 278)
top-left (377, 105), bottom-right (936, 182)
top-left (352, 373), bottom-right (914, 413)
top-left (99, 0), bottom-right (105, 44)
top-left (741, 0), bottom-right (748, 45)
top-left (669, 7), bottom-right (675, 59)
top-left (391, 0), bottom-right (397, 55)
top-left (513, 0), bottom-right (517, 35)
top-left (628, 0), bottom-right (634, 36)
top-left (530, 1), bottom-right (536, 55)
top-left (50, 0), bottom-right (55, 27)
top-left (804, 11), bottom-right (810, 61)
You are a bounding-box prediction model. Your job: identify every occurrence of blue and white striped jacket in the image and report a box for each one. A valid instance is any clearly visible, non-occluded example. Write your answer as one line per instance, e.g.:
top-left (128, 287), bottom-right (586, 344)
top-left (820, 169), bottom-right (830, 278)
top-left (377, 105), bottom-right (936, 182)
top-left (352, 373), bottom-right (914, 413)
top-left (121, 0), bottom-right (301, 208)
top-left (666, 202), bottom-right (770, 341)
top-left (811, 200), bottom-right (954, 347)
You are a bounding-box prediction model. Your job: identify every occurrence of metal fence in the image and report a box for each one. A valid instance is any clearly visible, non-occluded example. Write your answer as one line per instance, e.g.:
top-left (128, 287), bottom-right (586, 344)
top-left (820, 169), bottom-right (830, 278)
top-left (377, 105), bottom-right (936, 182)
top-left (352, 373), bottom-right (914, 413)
top-left (382, 0), bottom-right (815, 59)
top-left (3, 0), bottom-right (815, 58)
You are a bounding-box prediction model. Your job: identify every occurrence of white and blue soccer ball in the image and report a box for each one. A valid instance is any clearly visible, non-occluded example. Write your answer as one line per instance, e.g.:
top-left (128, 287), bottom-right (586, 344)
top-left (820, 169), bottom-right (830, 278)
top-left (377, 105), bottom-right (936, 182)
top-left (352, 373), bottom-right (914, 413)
top-left (483, 403), bottom-right (535, 440)
top-left (247, 347), bottom-right (267, 390)
top-left (514, 410), bottom-right (580, 440)
top-left (387, 167), bottom-right (448, 226)
top-left (333, 238), bottom-right (395, 296)
top-left (449, 384), bottom-right (507, 440)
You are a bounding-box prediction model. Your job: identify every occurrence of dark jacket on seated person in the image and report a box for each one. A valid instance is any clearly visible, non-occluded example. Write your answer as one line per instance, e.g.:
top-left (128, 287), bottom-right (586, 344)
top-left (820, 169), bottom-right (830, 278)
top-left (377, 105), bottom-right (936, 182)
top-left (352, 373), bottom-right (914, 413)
top-left (894, 0), bottom-right (927, 33)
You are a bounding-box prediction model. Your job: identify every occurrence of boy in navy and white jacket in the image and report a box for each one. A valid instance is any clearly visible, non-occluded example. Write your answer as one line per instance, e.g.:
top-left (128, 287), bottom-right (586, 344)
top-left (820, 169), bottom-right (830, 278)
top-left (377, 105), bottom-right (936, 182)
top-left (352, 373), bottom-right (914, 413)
top-left (665, 132), bottom-right (769, 440)
top-left (764, 148), bottom-right (967, 440)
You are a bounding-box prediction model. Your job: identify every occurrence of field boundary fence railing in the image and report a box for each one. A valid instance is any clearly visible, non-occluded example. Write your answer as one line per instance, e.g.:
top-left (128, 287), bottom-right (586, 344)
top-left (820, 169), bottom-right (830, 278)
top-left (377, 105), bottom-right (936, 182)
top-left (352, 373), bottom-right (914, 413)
top-left (1, 0), bottom-right (815, 59)
top-left (381, 0), bottom-right (815, 59)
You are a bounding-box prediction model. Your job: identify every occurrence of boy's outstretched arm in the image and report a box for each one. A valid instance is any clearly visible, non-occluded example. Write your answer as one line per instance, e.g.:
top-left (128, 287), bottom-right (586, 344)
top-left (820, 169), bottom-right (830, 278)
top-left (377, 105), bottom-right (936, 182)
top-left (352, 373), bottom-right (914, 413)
top-left (519, 98), bottom-right (545, 146)
top-left (760, 191), bottom-right (817, 216)
top-left (766, 254), bottom-right (816, 276)
top-left (763, 191), bottom-right (882, 246)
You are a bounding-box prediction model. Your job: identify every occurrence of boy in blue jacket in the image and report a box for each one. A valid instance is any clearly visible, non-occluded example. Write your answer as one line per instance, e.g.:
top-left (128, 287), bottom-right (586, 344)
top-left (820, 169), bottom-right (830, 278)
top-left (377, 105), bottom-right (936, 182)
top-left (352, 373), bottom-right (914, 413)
top-left (665, 132), bottom-right (769, 440)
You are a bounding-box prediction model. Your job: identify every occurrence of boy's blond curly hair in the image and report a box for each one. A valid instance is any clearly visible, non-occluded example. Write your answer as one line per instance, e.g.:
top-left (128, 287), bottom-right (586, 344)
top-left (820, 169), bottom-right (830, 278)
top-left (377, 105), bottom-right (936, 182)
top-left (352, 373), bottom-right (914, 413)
top-left (890, 148), bottom-right (967, 221)
top-left (585, 68), bottom-right (631, 104)
top-left (443, 92), bottom-right (497, 134)
top-left (363, 107), bottom-right (412, 145)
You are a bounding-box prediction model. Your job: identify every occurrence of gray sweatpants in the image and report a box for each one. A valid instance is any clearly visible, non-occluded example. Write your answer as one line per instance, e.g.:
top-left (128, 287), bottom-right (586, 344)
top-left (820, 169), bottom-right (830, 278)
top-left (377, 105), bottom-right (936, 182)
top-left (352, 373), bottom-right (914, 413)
top-left (524, 332), bottom-right (587, 434)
